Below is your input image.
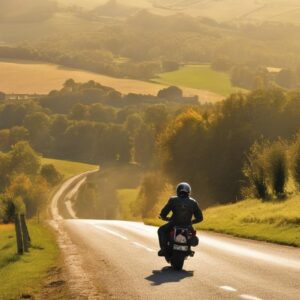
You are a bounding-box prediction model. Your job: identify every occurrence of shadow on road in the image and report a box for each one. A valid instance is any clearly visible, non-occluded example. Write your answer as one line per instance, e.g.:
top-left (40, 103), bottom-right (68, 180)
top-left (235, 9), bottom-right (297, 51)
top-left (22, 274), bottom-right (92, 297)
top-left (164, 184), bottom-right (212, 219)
top-left (145, 267), bottom-right (194, 286)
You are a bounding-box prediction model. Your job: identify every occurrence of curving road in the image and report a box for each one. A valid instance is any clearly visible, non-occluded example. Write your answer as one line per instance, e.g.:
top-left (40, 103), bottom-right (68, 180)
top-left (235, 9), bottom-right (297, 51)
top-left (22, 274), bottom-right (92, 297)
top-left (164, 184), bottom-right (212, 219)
top-left (52, 173), bottom-right (300, 300)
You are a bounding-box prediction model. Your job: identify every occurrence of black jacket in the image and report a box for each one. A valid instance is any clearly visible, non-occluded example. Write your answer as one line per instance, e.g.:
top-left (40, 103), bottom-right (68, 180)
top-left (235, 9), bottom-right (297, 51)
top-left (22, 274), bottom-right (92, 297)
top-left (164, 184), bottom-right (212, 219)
top-left (160, 195), bottom-right (203, 226)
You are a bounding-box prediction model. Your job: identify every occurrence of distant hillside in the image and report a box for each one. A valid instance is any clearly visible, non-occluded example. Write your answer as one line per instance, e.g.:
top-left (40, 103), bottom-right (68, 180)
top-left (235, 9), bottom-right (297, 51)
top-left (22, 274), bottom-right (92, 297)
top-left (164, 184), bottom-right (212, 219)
top-left (58, 0), bottom-right (300, 24)
top-left (0, 0), bottom-right (58, 22)
top-left (91, 0), bottom-right (140, 17)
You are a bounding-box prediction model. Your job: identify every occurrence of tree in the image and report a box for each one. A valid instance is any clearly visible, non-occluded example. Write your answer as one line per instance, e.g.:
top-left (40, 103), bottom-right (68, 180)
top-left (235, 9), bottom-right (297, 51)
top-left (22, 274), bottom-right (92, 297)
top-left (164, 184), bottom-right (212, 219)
top-left (9, 126), bottom-right (29, 145)
top-left (9, 141), bottom-right (40, 176)
top-left (40, 164), bottom-right (63, 186)
top-left (0, 129), bottom-right (10, 151)
top-left (243, 141), bottom-right (269, 199)
top-left (24, 112), bottom-right (51, 152)
top-left (158, 86), bottom-right (183, 99)
top-left (266, 140), bottom-right (288, 198)
top-left (161, 60), bottom-right (179, 72)
top-left (290, 133), bottom-right (300, 189)
top-left (211, 57), bottom-right (232, 72)
top-left (0, 92), bottom-right (5, 101)
top-left (63, 78), bottom-right (76, 91)
top-left (0, 152), bottom-right (10, 192)
top-left (69, 103), bottom-right (89, 120)
top-left (144, 104), bottom-right (168, 131)
top-left (63, 121), bottom-right (97, 161)
top-left (89, 103), bottom-right (116, 123)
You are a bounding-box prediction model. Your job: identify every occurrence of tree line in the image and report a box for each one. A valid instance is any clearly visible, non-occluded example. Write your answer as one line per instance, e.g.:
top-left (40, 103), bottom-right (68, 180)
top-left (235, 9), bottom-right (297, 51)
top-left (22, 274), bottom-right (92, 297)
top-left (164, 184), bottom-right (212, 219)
top-left (130, 88), bottom-right (300, 218)
top-left (2, 79), bottom-right (300, 221)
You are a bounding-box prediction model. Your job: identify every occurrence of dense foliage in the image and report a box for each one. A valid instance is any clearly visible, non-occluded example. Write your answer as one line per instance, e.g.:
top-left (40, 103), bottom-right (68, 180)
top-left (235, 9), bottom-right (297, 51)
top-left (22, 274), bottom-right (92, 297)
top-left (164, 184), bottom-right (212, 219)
top-left (2, 79), bottom-right (300, 215)
top-left (0, 142), bottom-right (62, 223)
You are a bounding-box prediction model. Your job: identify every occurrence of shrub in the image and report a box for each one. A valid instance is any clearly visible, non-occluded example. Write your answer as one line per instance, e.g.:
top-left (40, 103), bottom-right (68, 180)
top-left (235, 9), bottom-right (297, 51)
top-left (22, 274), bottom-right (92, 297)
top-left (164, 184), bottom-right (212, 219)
top-left (243, 141), bottom-right (269, 199)
top-left (266, 140), bottom-right (288, 199)
top-left (40, 164), bottom-right (63, 186)
top-left (290, 133), bottom-right (300, 189)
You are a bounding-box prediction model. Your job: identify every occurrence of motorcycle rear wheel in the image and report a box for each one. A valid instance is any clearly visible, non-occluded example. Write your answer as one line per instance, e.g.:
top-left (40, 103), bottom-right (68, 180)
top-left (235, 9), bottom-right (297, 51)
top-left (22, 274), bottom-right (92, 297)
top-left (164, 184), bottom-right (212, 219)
top-left (170, 251), bottom-right (186, 270)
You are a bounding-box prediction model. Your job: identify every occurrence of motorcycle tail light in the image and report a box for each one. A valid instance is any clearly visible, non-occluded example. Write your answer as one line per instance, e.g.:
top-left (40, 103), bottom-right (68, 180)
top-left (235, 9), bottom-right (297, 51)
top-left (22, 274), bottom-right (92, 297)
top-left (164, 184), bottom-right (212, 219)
top-left (189, 229), bottom-right (196, 236)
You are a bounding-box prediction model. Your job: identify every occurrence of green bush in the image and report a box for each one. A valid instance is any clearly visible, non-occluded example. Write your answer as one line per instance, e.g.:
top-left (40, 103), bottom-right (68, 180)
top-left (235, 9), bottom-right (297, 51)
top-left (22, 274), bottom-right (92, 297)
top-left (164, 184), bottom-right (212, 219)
top-left (243, 141), bottom-right (269, 199)
top-left (291, 133), bottom-right (300, 189)
top-left (266, 140), bottom-right (288, 198)
top-left (40, 164), bottom-right (63, 186)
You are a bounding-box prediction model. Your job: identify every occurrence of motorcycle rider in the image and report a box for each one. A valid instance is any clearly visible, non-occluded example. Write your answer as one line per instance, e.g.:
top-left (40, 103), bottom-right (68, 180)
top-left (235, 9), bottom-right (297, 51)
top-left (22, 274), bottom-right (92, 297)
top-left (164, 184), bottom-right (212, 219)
top-left (158, 182), bottom-right (203, 256)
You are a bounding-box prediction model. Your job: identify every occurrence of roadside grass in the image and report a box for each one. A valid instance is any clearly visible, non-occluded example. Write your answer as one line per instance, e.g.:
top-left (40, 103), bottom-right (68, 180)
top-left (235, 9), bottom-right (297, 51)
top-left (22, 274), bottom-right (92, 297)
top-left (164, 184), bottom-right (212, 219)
top-left (0, 222), bottom-right (59, 299)
top-left (198, 197), bottom-right (300, 247)
top-left (144, 196), bottom-right (300, 247)
top-left (153, 64), bottom-right (246, 97)
top-left (117, 188), bottom-right (140, 220)
top-left (41, 157), bottom-right (98, 179)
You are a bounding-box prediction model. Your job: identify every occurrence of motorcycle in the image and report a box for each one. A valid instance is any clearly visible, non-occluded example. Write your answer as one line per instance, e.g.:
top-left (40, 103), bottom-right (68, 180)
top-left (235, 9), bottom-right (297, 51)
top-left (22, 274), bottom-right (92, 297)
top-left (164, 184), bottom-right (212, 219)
top-left (160, 217), bottom-right (199, 270)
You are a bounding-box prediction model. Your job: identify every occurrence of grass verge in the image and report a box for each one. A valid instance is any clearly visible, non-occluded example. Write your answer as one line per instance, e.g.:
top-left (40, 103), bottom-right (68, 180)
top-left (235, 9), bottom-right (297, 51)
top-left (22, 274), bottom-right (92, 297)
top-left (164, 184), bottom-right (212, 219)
top-left (154, 64), bottom-right (246, 97)
top-left (144, 196), bottom-right (300, 247)
top-left (0, 221), bottom-right (59, 299)
top-left (41, 157), bottom-right (98, 179)
top-left (198, 197), bottom-right (300, 247)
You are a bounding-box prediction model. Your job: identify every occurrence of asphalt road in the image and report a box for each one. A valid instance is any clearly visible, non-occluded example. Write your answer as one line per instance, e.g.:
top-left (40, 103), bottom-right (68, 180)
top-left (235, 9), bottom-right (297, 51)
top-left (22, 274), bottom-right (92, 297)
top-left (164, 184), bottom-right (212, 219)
top-left (52, 173), bottom-right (300, 300)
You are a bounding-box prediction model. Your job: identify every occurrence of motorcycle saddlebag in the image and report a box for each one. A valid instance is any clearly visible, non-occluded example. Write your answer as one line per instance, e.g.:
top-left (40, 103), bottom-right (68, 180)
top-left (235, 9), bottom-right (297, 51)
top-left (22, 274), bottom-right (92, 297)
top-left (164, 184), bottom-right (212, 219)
top-left (189, 235), bottom-right (199, 247)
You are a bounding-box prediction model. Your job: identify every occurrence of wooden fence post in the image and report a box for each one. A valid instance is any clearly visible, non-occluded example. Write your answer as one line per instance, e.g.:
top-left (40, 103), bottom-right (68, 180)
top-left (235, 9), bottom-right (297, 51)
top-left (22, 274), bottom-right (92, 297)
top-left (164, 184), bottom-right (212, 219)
top-left (14, 214), bottom-right (23, 255)
top-left (20, 214), bottom-right (31, 251)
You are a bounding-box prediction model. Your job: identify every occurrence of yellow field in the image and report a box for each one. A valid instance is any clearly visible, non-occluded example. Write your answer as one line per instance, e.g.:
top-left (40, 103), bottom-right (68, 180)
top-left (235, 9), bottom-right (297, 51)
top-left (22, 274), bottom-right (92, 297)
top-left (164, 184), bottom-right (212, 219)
top-left (0, 60), bottom-right (223, 104)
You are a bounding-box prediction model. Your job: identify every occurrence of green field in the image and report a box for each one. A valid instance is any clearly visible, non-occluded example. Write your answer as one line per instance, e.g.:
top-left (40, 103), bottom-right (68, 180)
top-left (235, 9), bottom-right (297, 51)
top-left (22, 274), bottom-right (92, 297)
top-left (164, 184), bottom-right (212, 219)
top-left (41, 157), bottom-right (98, 179)
top-left (0, 222), bottom-right (59, 299)
top-left (154, 65), bottom-right (245, 97)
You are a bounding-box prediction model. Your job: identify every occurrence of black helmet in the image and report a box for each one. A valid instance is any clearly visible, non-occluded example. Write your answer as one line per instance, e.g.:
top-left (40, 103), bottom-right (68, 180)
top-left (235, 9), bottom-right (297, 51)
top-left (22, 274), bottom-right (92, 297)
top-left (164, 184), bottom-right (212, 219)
top-left (176, 182), bottom-right (191, 196)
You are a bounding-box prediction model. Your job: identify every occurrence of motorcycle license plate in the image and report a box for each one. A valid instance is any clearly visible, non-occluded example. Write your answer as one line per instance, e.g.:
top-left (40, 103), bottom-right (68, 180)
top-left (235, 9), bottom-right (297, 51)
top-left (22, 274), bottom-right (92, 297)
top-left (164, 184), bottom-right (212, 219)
top-left (173, 244), bottom-right (188, 251)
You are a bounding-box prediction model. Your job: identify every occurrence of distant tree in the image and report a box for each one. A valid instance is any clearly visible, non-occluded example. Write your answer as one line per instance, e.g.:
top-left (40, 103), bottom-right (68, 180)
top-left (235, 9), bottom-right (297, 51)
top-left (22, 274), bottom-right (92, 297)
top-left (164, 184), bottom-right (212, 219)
top-left (144, 104), bottom-right (168, 131)
top-left (63, 78), bottom-right (76, 91)
top-left (266, 140), bottom-right (288, 199)
top-left (0, 92), bottom-right (5, 101)
top-left (158, 86), bottom-right (183, 99)
top-left (89, 103), bottom-right (116, 123)
top-left (161, 61), bottom-right (179, 72)
top-left (0, 101), bottom-right (41, 129)
top-left (63, 121), bottom-right (97, 162)
top-left (70, 103), bottom-right (89, 120)
top-left (290, 133), bottom-right (300, 189)
top-left (243, 141), bottom-right (269, 199)
top-left (24, 112), bottom-right (51, 152)
top-left (40, 164), bottom-right (63, 186)
top-left (0, 195), bottom-right (17, 224)
top-left (9, 126), bottom-right (29, 145)
top-left (0, 129), bottom-right (10, 151)
top-left (0, 152), bottom-right (10, 192)
top-left (211, 57), bottom-right (232, 72)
